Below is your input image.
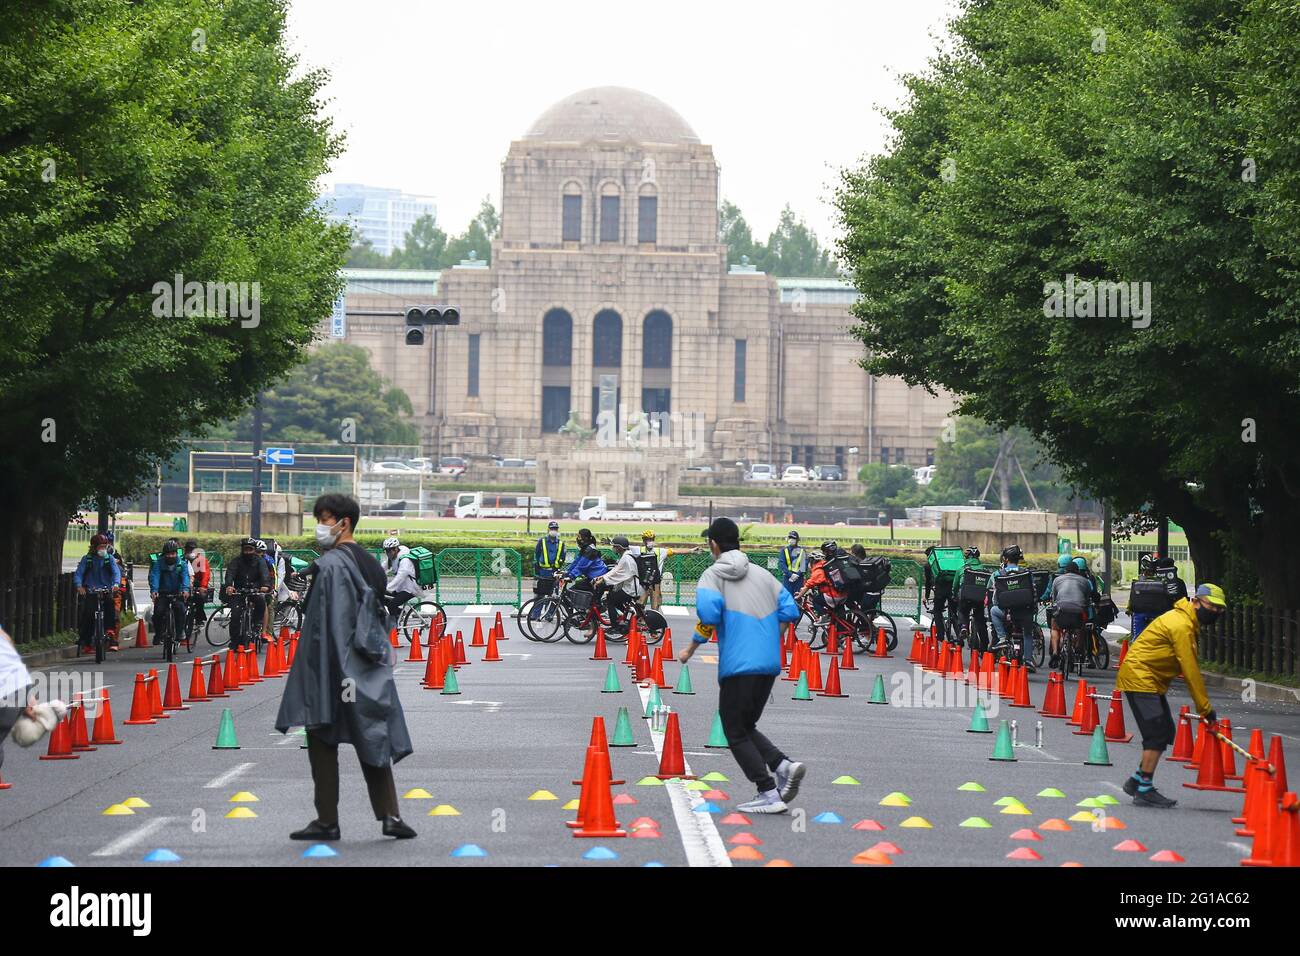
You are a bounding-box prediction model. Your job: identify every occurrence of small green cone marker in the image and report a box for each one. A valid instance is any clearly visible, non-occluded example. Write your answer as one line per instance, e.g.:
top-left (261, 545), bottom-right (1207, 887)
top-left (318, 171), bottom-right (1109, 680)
top-left (643, 685), bottom-right (662, 719)
top-left (441, 665), bottom-right (461, 695)
top-left (792, 673), bottom-right (812, 701)
top-left (1084, 725), bottom-right (1112, 766)
top-left (673, 664), bottom-right (695, 695)
top-left (868, 673), bottom-right (888, 705)
top-left (213, 708), bottom-right (239, 750)
top-left (611, 707), bottom-right (636, 747)
top-left (601, 663), bottom-right (622, 694)
top-left (705, 711), bottom-right (729, 748)
top-left (967, 701), bottom-right (991, 734)
top-left (989, 720), bottom-right (1016, 761)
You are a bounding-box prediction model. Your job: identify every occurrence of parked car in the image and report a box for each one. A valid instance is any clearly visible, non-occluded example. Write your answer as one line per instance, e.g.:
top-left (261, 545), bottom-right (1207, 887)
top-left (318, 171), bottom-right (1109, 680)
top-left (812, 465), bottom-right (845, 481)
top-left (684, 465), bottom-right (715, 474)
top-left (781, 465), bottom-right (810, 482)
top-left (498, 458), bottom-right (527, 469)
top-left (369, 460), bottom-right (420, 475)
top-left (746, 463), bottom-right (776, 481)
top-left (524, 459), bottom-right (537, 469)
top-left (438, 456), bottom-right (468, 476)
top-left (407, 457), bottom-right (435, 473)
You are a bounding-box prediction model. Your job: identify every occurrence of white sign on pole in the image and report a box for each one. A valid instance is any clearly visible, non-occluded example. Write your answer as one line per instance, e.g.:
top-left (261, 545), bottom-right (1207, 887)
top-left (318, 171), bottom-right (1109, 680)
top-left (330, 294), bottom-right (346, 338)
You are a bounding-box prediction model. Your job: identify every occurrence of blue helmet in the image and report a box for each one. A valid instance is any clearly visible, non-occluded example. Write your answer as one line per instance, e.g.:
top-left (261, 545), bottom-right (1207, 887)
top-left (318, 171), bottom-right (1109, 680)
top-left (1073, 556), bottom-right (1088, 572)
top-left (1057, 554), bottom-right (1073, 570)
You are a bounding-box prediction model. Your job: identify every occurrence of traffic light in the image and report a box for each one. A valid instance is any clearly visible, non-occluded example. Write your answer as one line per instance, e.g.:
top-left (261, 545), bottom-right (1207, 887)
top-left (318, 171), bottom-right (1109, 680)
top-left (404, 305), bottom-right (460, 346)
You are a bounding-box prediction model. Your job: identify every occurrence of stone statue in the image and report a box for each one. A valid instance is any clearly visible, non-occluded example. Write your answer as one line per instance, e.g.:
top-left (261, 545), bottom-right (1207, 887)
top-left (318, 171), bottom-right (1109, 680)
top-left (558, 409), bottom-right (595, 445)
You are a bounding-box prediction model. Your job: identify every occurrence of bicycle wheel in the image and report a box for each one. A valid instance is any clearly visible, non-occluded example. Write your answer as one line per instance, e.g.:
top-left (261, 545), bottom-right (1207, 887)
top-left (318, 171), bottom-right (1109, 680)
top-left (1032, 627), bottom-right (1046, 668)
top-left (794, 607), bottom-right (819, 647)
top-left (205, 606), bottom-right (232, 648)
top-left (94, 614), bottom-right (105, 665)
top-left (565, 609), bottom-right (597, 644)
top-left (401, 598), bottom-right (445, 644)
top-left (1091, 629), bottom-right (1110, 670)
top-left (159, 606), bottom-right (174, 663)
top-left (639, 609), bottom-right (667, 645)
top-left (871, 611), bottom-right (898, 651)
top-left (804, 609), bottom-right (827, 650)
top-left (1060, 632), bottom-right (1075, 678)
top-left (275, 601), bottom-right (303, 635)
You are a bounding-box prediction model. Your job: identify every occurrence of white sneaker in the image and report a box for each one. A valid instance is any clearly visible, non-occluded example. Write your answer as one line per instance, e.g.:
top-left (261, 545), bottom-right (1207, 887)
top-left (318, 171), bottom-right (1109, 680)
top-left (737, 790), bottom-right (788, 814)
top-left (775, 761), bottom-right (807, 803)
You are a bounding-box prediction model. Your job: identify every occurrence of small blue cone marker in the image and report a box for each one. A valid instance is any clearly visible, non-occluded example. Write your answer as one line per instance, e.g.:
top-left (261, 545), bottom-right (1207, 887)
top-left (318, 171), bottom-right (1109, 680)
top-left (451, 844), bottom-right (488, 858)
top-left (692, 801), bottom-right (721, 814)
top-left (813, 811), bottom-right (844, 824)
top-left (643, 861), bottom-right (666, 867)
top-left (582, 846), bottom-right (620, 861)
top-left (38, 856), bottom-right (75, 867)
top-left (301, 844), bottom-right (338, 859)
top-left (143, 848), bottom-right (182, 863)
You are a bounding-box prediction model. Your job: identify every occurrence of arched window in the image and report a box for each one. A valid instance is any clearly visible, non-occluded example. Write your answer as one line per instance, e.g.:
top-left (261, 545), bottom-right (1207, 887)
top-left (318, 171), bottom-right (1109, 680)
top-left (592, 310), bottom-right (622, 368)
top-left (642, 310), bottom-right (672, 369)
top-left (542, 309), bottom-right (572, 366)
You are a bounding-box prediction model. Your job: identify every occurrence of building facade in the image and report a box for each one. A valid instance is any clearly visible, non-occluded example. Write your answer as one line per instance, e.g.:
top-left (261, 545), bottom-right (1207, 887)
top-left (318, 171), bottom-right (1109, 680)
top-left (327, 87), bottom-right (954, 471)
top-left (318, 182), bottom-right (438, 256)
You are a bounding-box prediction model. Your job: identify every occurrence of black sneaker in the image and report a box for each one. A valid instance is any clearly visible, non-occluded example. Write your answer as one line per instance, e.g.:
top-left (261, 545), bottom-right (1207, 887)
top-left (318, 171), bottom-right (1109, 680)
top-left (382, 816), bottom-right (417, 839)
top-left (1122, 776), bottom-right (1141, 797)
top-left (290, 819), bottom-right (341, 841)
top-left (1133, 788), bottom-right (1177, 809)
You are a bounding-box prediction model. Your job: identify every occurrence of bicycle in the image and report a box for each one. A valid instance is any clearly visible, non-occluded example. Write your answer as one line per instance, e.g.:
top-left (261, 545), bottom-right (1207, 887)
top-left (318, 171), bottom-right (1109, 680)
top-left (796, 592), bottom-right (896, 654)
top-left (397, 592), bottom-right (446, 644)
top-left (206, 587), bottom-right (270, 651)
top-left (989, 608), bottom-right (1045, 669)
top-left (153, 592), bottom-right (188, 663)
top-left (185, 588), bottom-right (212, 648)
top-left (1056, 608), bottom-right (1110, 677)
top-left (84, 587), bottom-right (114, 665)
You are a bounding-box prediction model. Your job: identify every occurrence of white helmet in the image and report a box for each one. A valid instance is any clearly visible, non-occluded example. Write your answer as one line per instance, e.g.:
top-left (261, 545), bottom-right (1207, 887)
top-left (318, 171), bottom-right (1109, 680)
top-left (382, 536), bottom-right (401, 550)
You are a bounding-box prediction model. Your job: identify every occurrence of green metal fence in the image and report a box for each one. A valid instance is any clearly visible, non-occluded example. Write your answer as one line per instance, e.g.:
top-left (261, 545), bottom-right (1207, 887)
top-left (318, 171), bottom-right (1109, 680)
top-left (434, 547), bottom-right (523, 607)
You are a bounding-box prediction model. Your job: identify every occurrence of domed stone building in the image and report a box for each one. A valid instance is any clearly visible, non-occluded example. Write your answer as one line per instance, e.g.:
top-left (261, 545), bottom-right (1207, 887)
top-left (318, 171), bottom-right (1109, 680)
top-left (334, 86), bottom-right (953, 488)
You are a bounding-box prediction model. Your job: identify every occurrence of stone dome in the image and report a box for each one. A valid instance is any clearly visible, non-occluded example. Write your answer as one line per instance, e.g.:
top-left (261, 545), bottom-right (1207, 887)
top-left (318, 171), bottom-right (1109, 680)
top-left (523, 86), bottom-right (700, 145)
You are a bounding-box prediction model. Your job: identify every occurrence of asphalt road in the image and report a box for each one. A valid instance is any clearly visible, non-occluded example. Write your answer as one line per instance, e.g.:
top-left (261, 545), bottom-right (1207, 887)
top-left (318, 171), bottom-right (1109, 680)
top-left (4, 607), bottom-right (1298, 868)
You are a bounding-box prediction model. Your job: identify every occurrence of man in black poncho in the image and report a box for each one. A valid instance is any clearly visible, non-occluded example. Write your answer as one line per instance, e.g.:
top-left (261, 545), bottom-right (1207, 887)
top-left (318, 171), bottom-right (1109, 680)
top-left (276, 493), bottom-right (416, 841)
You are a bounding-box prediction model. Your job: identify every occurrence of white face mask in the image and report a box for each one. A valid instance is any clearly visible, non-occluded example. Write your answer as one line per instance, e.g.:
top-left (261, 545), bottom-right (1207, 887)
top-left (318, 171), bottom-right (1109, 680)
top-left (315, 521), bottom-right (343, 550)
top-left (96, 548), bottom-right (107, 558)
top-left (787, 539), bottom-right (797, 548)
top-left (547, 531), bottom-right (558, 540)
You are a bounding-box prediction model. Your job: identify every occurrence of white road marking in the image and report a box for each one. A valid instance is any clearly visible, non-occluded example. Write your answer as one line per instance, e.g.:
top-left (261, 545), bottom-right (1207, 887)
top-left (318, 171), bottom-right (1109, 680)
top-left (91, 817), bottom-right (175, 857)
top-left (462, 605), bottom-right (493, 615)
top-left (636, 683), bottom-right (731, 867)
top-left (661, 607), bottom-right (691, 617)
top-left (203, 762), bottom-right (256, 789)
top-left (1224, 842), bottom-right (1250, 855)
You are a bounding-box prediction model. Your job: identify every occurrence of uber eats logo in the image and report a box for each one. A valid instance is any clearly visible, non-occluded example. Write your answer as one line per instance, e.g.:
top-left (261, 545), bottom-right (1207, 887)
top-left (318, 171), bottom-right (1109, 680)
top-left (50, 886), bottom-right (151, 936)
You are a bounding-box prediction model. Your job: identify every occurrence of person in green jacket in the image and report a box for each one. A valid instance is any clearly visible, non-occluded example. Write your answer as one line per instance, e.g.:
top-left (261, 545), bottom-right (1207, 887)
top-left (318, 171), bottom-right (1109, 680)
top-left (950, 547), bottom-right (989, 652)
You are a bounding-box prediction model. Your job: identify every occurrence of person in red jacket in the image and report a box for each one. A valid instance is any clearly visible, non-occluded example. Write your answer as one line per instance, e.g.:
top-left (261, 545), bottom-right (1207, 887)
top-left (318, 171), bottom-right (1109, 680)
top-left (796, 541), bottom-right (847, 625)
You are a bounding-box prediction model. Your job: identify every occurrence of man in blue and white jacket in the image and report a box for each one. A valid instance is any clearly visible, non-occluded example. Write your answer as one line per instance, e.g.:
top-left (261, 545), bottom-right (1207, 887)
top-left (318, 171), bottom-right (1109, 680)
top-left (678, 517), bottom-right (804, 814)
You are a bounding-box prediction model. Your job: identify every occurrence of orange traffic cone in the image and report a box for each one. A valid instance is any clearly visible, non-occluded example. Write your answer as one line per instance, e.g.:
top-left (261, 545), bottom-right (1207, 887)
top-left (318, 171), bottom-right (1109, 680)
top-left (207, 654), bottom-right (228, 697)
top-left (655, 712), bottom-right (697, 780)
top-left (1268, 735), bottom-right (1289, 792)
top-left (979, 651), bottom-right (994, 692)
top-left (494, 610), bottom-right (506, 641)
top-left (1241, 774), bottom-right (1280, 866)
top-left (805, 647), bottom-right (823, 692)
top-left (1220, 719), bottom-right (1241, 781)
top-left (661, 627), bottom-right (673, 658)
top-left (161, 663), bottom-right (188, 712)
top-left (1168, 708), bottom-right (1193, 761)
top-left (1185, 723), bottom-right (1240, 792)
top-left (1000, 660), bottom-right (1018, 701)
top-left (186, 657), bottom-right (208, 702)
top-left (263, 637), bottom-right (280, 678)
top-left (907, 630), bottom-right (923, 663)
top-left (818, 657), bottom-right (848, 698)
top-left (590, 626), bottom-right (610, 661)
top-left (826, 621), bottom-right (839, 657)
top-left (454, 632), bottom-right (470, 666)
top-left (1236, 758), bottom-right (1271, 835)
top-left (965, 648), bottom-right (980, 685)
top-left (91, 686), bottom-right (122, 745)
top-left (39, 713), bottom-right (78, 760)
top-left (840, 633), bottom-right (858, 671)
top-left (133, 619), bottom-right (149, 648)
top-left (948, 641), bottom-right (966, 677)
top-left (146, 669), bottom-right (168, 720)
top-left (1039, 672), bottom-right (1067, 718)
top-left (470, 618), bottom-right (485, 647)
top-left (1010, 661), bottom-right (1033, 709)
top-left (245, 644), bottom-right (261, 682)
top-left (634, 645), bottom-right (652, 685)
top-left (934, 640), bottom-right (949, 674)
top-left (572, 717), bottom-right (625, 786)
top-left (1101, 690), bottom-right (1132, 742)
top-left (1268, 791), bottom-right (1299, 868)
top-left (483, 623), bottom-right (502, 662)
top-left (69, 695), bottom-right (96, 752)
top-left (573, 747), bottom-right (627, 839)
top-left (1073, 687), bottom-right (1099, 736)
top-left (223, 648), bottom-right (242, 692)
top-left (1188, 718), bottom-right (1208, 768)
top-left (1068, 678), bottom-right (1087, 726)
top-left (389, 626), bottom-right (400, 648)
top-left (567, 745), bottom-right (598, 830)
top-left (651, 648), bottom-right (670, 690)
top-left (423, 640), bottom-right (444, 690)
top-left (783, 640), bottom-right (802, 682)
top-left (875, 626), bottom-right (891, 659)
top-left (406, 627), bottom-right (424, 662)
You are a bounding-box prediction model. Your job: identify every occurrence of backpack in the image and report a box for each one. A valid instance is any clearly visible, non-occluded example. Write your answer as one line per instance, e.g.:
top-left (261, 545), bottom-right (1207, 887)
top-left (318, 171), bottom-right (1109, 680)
top-left (825, 555), bottom-right (866, 595)
top-left (1155, 566), bottom-right (1183, 601)
top-left (993, 569), bottom-right (1036, 610)
top-left (408, 547), bottom-right (436, 588)
top-left (959, 567), bottom-right (993, 602)
top-left (858, 556), bottom-right (891, 593)
top-left (634, 551), bottom-right (662, 589)
top-left (926, 547), bottom-right (965, 584)
top-left (1130, 579), bottom-right (1173, 614)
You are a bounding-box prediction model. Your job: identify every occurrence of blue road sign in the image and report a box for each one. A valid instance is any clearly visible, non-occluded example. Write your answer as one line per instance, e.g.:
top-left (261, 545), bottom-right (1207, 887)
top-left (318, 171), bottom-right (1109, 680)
top-left (265, 447), bottom-right (295, 466)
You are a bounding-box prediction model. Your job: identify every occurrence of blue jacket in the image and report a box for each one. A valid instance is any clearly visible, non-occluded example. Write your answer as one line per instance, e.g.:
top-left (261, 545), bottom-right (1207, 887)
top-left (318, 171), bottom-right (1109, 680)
top-left (75, 553), bottom-right (121, 591)
top-left (777, 545), bottom-right (807, 592)
top-left (696, 550), bottom-right (801, 680)
top-left (534, 537), bottom-right (567, 578)
top-left (565, 545), bottom-right (608, 580)
top-left (149, 556), bottom-right (192, 594)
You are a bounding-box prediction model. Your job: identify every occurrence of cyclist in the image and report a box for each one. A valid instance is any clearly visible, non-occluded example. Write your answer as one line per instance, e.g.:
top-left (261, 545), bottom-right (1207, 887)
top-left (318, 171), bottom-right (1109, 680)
top-left (560, 528), bottom-right (610, 632)
top-left (1045, 554), bottom-right (1092, 669)
top-left (777, 530), bottom-right (809, 597)
top-left (988, 545), bottom-right (1037, 671)
top-left (381, 536), bottom-right (421, 621)
top-left (922, 544), bottom-right (959, 644)
top-left (74, 533), bottom-right (122, 654)
top-left (149, 538), bottom-right (191, 650)
top-left (632, 530), bottom-right (695, 610)
top-left (596, 535), bottom-right (644, 633)
top-left (224, 537), bottom-right (271, 650)
top-left (531, 521), bottom-right (566, 620)
top-left (951, 546), bottom-right (988, 652)
top-left (185, 539), bottom-right (212, 635)
top-left (797, 541), bottom-right (847, 626)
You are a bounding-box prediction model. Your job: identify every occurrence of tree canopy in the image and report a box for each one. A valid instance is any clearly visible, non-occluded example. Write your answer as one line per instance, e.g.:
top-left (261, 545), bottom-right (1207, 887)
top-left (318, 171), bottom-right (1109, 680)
top-left (346, 197), bottom-right (499, 270)
top-left (0, 0), bottom-right (349, 579)
top-left (835, 0), bottom-right (1300, 604)
top-left (720, 201), bottom-right (840, 277)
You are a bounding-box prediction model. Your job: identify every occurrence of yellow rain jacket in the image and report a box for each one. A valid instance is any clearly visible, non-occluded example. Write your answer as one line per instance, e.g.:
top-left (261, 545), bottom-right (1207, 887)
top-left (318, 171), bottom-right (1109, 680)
top-left (1115, 598), bottom-right (1211, 717)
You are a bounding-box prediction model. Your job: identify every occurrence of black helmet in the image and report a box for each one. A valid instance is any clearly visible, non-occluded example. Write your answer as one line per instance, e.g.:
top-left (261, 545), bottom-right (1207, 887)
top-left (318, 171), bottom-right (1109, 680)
top-left (1000, 545), bottom-right (1023, 564)
top-left (611, 534), bottom-right (630, 551)
top-left (787, 530), bottom-right (800, 542)
top-left (162, 538), bottom-right (180, 554)
top-left (241, 537), bottom-right (259, 549)
top-left (821, 540), bottom-right (838, 557)
top-left (1138, 553), bottom-right (1155, 576)
top-left (964, 546), bottom-right (980, 559)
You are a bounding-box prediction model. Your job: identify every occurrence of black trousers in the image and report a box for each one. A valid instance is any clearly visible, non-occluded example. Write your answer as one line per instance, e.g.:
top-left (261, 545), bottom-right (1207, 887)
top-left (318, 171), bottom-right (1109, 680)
top-left (957, 598), bottom-right (988, 652)
top-left (719, 673), bottom-right (787, 793)
top-left (382, 590), bottom-right (418, 621)
top-left (305, 730), bottom-right (400, 824)
top-left (229, 595), bottom-right (267, 648)
top-left (931, 580), bottom-right (954, 639)
top-left (77, 592), bottom-right (115, 647)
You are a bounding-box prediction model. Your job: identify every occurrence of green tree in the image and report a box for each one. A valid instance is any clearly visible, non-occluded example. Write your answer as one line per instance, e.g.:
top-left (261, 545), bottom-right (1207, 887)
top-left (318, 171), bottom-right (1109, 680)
top-left (0, 0), bottom-right (348, 580)
top-left (442, 196), bottom-right (498, 266)
top-left (929, 418), bottom-right (1074, 513)
top-left (214, 344), bottom-right (419, 445)
top-left (836, 0), bottom-right (1300, 604)
top-left (858, 463), bottom-right (923, 515)
top-left (389, 214), bottom-right (446, 270)
top-left (345, 234), bottom-right (391, 268)
top-left (719, 200), bottom-right (840, 277)
top-left (720, 200), bottom-right (758, 265)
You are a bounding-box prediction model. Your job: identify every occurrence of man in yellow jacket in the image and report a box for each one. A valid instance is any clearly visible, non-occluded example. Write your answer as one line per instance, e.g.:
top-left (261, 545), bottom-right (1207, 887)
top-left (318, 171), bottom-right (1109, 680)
top-left (1115, 583), bottom-right (1226, 808)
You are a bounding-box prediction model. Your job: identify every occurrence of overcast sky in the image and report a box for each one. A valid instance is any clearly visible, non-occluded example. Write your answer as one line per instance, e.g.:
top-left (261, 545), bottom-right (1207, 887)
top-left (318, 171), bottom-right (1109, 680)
top-left (286, 0), bottom-right (959, 246)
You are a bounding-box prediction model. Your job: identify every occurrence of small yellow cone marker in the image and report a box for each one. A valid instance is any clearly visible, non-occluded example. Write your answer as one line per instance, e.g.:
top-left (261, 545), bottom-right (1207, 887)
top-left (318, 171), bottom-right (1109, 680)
top-left (527, 790), bottom-right (558, 801)
top-left (879, 792), bottom-right (912, 807)
top-left (403, 788), bottom-right (433, 799)
top-left (122, 797), bottom-right (151, 809)
top-left (229, 791), bottom-right (259, 803)
top-left (899, 816), bottom-right (933, 828)
top-left (428, 804), bottom-right (460, 816)
top-left (562, 798), bottom-right (580, 810)
top-left (1069, 810), bottom-right (1097, 823)
top-left (225, 807), bottom-right (257, 819)
top-left (1000, 804), bottom-right (1032, 815)
top-left (102, 804), bottom-right (134, 816)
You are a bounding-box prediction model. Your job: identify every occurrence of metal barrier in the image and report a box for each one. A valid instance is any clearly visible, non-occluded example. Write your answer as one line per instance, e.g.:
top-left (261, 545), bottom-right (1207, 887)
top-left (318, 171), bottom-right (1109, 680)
top-left (434, 547), bottom-right (523, 607)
